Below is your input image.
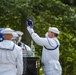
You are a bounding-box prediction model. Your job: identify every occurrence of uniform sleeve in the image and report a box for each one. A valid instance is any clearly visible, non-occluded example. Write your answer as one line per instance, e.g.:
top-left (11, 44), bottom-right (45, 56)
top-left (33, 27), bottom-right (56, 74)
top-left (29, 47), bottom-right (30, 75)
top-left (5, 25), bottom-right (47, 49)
top-left (16, 47), bottom-right (23, 75)
top-left (25, 45), bottom-right (31, 51)
top-left (25, 45), bottom-right (34, 57)
top-left (31, 32), bottom-right (47, 46)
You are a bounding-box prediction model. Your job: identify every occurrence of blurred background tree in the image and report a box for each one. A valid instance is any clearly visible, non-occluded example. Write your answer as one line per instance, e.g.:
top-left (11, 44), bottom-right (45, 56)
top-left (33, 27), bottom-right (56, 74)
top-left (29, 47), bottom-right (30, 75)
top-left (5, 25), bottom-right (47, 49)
top-left (0, 0), bottom-right (76, 75)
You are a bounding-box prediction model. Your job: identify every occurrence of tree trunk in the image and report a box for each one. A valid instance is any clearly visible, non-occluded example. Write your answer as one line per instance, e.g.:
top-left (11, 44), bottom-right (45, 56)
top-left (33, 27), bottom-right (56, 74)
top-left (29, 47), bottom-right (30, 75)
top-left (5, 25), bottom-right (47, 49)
top-left (21, 15), bottom-right (31, 46)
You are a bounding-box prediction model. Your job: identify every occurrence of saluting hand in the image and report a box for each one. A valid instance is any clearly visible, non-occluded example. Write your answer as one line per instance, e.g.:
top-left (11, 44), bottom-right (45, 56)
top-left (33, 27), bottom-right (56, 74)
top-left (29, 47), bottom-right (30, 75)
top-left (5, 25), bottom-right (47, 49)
top-left (26, 18), bottom-right (34, 28)
top-left (26, 18), bottom-right (34, 35)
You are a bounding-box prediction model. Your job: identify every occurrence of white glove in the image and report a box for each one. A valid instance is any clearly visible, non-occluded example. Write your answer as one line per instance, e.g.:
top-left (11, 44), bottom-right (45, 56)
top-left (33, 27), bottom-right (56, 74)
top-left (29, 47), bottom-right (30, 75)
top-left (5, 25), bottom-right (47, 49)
top-left (27, 27), bottom-right (34, 35)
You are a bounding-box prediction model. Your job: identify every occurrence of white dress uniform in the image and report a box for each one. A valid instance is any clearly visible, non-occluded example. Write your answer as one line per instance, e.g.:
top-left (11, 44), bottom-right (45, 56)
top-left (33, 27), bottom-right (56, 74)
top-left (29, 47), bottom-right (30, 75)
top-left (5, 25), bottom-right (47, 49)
top-left (27, 27), bottom-right (62, 75)
top-left (15, 31), bottom-right (34, 57)
top-left (0, 28), bottom-right (23, 75)
top-left (19, 42), bottom-right (34, 57)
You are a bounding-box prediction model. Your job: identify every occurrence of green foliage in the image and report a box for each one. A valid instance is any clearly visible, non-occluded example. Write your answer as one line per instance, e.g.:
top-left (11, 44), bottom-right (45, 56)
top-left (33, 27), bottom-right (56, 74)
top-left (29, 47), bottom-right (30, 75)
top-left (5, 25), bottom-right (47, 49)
top-left (0, 0), bottom-right (76, 75)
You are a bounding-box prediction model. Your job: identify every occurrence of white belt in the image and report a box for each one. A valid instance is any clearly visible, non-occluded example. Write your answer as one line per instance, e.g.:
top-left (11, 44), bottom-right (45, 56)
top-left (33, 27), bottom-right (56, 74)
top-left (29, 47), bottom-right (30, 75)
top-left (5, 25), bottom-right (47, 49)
top-left (48, 60), bottom-right (59, 63)
top-left (42, 60), bottom-right (59, 66)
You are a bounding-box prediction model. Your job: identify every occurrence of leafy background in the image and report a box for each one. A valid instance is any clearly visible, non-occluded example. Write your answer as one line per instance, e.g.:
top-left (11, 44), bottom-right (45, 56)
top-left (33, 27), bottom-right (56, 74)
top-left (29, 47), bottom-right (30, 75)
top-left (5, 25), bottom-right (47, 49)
top-left (0, 0), bottom-right (76, 75)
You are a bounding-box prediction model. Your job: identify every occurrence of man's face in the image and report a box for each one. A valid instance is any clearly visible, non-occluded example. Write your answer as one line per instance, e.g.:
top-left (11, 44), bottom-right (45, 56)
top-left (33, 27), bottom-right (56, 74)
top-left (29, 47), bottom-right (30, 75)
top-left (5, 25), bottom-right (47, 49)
top-left (48, 30), bottom-right (55, 38)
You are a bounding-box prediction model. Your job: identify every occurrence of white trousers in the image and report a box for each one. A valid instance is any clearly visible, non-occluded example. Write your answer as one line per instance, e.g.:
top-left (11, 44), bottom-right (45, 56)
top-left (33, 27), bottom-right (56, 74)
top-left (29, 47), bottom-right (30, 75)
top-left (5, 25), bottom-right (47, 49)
top-left (42, 60), bottom-right (62, 75)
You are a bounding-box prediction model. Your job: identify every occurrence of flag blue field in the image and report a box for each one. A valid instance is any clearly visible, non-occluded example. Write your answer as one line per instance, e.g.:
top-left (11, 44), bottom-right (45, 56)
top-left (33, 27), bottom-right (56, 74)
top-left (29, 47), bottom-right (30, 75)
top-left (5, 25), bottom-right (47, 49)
top-left (0, 28), bottom-right (5, 42)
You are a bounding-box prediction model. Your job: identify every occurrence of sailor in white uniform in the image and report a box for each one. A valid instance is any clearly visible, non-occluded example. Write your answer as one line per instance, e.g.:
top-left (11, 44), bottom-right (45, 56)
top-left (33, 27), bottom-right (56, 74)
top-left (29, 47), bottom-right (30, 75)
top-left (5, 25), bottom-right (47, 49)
top-left (26, 18), bottom-right (62, 75)
top-left (0, 28), bottom-right (23, 75)
top-left (15, 31), bottom-right (34, 75)
top-left (16, 31), bottom-right (34, 57)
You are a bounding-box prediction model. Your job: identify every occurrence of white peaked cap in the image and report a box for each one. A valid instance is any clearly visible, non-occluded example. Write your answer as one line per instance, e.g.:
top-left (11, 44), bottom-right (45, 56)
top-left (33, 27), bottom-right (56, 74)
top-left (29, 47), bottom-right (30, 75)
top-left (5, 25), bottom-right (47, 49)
top-left (16, 31), bottom-right (24, 36)
top-left (13, 32), bottom-right (18, 38)
top-left (1, 28), bottom-right (15, 36)
top-left (49, 27), bottom-right (60, 34)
